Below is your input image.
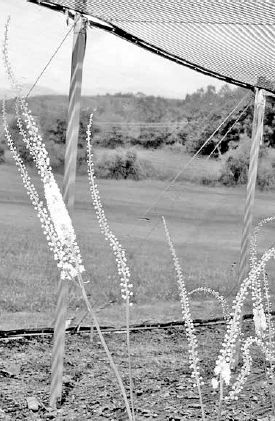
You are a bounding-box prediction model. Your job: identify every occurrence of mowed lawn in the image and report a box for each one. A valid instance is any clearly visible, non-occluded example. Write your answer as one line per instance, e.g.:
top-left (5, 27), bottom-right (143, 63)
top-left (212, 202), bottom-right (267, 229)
top-left (1, 159), bottom-right (275, 327)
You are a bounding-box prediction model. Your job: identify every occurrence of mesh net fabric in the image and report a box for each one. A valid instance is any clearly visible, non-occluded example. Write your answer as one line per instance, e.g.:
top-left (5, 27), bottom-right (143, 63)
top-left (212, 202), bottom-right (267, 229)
top-left (30, 0), bottom-right (275, 93)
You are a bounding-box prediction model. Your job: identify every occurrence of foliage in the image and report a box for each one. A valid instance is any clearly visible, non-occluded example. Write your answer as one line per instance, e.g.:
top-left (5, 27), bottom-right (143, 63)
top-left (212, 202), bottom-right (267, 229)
top-left (257, 159), bottom-right (275, 190)
top-left (219, 136), bottom-right (250, 185)
top-left (219, 135), bottom-right (275, 189)
top-left (263, 101), bottom-right (275, 147)
top-left (95, 149), bottom-right (153, 180)
top-left (6, 114), bottom-right (88, 171)
top-left (130, 127), bottom-right (169, 149)
top-left (99, 126), bottom-right (126, 149)
top-left (46, 117), bottom-right (67, 144)
top-left (3, 84), bottom-right (263, 157)
top-left (7, 116), bottom-right (33, 164)
top-left (0, 122), bottom-right (6, 163)
top-left (0, 126), bottom-right (6, 164)
top-left (164, 141), bottom-right (186, 153)
top-left (0, 144), bottom-right (5, 163)
top-left (3, 86), bottom-right (275, 188)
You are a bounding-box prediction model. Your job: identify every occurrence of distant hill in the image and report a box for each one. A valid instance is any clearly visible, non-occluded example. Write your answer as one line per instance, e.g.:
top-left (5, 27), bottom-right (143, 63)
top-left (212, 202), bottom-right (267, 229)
top-left (5, 93), bottom-right (188, 123)
top-left (5, 84), bottom-right (274, 157)
top-left (0, 84), bottom-right (58, 99)
top-left (2, 85), bottom-right (275, 186)
top-left (1, 85), bottom-right (275, 191)
top-left (4, 85), bottom-right (247, 124)
top-left (3, 85), bottom-right (255, 152)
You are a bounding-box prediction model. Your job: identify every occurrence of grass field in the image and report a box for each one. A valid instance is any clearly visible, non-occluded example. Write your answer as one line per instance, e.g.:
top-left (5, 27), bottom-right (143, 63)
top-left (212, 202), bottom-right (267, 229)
top-left (1, 156), bottom-right (275, 328)
top-left (94, 146), bottom-right (222, 184)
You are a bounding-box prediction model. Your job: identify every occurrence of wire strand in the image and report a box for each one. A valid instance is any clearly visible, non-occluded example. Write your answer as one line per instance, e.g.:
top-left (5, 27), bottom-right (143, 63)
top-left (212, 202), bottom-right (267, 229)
top-left (207, 96), bottom-right (253, 159)
top-left (26, 16), bottom-right (79, 98)
top-left (128, 92), bottom-right (252, 242)
top-left (137, 92), bottom-right (251, 222)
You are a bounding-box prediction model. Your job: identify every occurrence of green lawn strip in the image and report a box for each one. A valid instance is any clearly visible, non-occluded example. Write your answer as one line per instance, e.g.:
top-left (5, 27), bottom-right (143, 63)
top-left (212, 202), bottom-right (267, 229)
top-left (0, 301), bottom-right (223, 330)
top-left (1, 296), bottom-right (272, 331)
top-left (1, 162), bottom-right (275, 321)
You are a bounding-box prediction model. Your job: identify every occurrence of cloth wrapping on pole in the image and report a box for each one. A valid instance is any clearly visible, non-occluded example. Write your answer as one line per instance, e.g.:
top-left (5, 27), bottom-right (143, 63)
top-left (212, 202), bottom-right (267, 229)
top-left (238, 88), bottom-right (266, 286)
top-left (50, 13), bottom-right (87, 408)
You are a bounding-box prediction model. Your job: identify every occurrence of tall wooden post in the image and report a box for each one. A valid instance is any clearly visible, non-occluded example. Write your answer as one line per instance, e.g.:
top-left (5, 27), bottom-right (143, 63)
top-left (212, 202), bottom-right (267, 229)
top-left (63, 14), bottom-right (87, 208)
top-left (238, 88), bottom-right (266, 284)
top-left (233, 89), bottom-right (266, 368)
top-left (50, 13), bottom-right (87, 408)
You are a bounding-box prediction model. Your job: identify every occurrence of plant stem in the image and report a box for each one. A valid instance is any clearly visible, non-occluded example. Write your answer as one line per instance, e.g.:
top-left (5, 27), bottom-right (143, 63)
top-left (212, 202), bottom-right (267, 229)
top-left (263, 359), bottom-right (275, 416)
top-left (126, 297), bottom-right (135, 420)
top-left (216, 377), bottom-right (224, 421)
top-left (77, 274), bottom-right (133, 421)
top-left (264, 275), bottom-right (275, 416)
top-left (267, 319), bottom-right (275, 415)
top-left (196, 376), bottom-right (206, 421)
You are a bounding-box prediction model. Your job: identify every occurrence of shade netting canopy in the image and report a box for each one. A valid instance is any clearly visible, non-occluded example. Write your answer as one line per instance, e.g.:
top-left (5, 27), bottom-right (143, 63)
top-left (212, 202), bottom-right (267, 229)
top-left (29, 0), bottom-right (275, 92)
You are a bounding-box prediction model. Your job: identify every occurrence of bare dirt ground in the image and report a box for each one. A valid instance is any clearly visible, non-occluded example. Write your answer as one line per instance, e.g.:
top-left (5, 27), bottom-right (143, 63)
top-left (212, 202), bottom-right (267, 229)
top-left (0, 319), bottom-right (273, 421)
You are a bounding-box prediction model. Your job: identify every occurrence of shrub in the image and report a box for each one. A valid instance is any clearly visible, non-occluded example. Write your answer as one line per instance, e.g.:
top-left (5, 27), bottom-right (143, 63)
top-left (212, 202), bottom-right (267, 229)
top-left (220, 135), bottom-right (275, 189)
top-left (163, 141), bottom-right (186, 153)
top-left (131, 128), bottom-right (168, 149)
top-left (200, 173), bottom-right (220, 186)
top-left (100, 127), bottom-right (126, 149)
top-left (46, 141), bottom-right (65, 170)
top-left (220, 135), bottom-right (253, 186)
top-left (95, 149), bottom-right (154, 180)
top-left (257, 159), bottom-right (275, 190)
top-left (220, 149), bottom-right (249, 186)
top-left (0, 143), bottom-right (5, 163)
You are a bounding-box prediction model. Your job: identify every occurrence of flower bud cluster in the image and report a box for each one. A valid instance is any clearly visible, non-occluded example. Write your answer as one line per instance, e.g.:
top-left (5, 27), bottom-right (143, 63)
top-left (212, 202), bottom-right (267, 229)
top-left (250, 234), bottom-right (264, 331)
top-left (188, 287), bottom-right (229, 321)
top-left (248, 246), bottom-right (275, 350)
top-left (212, 275), bottom-right (251, 390)
top-left (2, 18), bottom-right (21, 93)
top-left (214, 360), bottom-right (231, 385)
top-left (2, 100), bottom-right (84, 282)
top-left (162, 217), bottom-right (203, 390)
top-left (227, 336), bottom-right (273, 401)
top-left (213, 245), bottom-right (275, 395)
top-left (249, 218), bottom-right (275, 339)
top-left (253, 306), bottom-right (267, 338)
top-left (262, 270), bottom-right (275, 342)
top-left (2, 24), bottom-right (84, 282)
top-left (86, 115), bottom-right (133, 302)
top-left (15, 99), bottom-right (52, 180)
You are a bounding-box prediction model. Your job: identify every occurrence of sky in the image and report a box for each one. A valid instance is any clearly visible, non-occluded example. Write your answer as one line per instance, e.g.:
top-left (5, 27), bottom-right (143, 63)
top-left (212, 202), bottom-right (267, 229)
top-left (0, 0), bottom-right (226, 99)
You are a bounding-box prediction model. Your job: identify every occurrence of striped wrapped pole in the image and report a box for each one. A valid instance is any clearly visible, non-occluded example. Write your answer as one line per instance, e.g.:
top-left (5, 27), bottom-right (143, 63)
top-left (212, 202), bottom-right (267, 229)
top-left (50, 13), bottom-right (87, 408)
top-left (238, 88), bottom-right (266, 284)
top-left (233, 89), bottom-right (266, 369)
top-left (63, 14), bottom-right (87, 208)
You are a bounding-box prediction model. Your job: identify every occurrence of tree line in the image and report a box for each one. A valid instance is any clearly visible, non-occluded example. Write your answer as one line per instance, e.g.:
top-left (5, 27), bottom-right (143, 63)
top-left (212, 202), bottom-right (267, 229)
top-left (1, 85), bottom-right (275, 186)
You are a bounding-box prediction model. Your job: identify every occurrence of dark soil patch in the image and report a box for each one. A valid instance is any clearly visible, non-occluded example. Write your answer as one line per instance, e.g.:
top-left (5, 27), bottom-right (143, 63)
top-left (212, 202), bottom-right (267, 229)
top-left (0, 319), bottom-right (273, 420)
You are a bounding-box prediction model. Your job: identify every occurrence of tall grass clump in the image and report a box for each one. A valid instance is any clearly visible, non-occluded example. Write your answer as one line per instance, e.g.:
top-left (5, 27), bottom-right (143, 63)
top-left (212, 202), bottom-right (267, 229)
top-left (2, 18), bottom-right (133, 419)
top-left (95, 148), bottom-right (154, 180)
